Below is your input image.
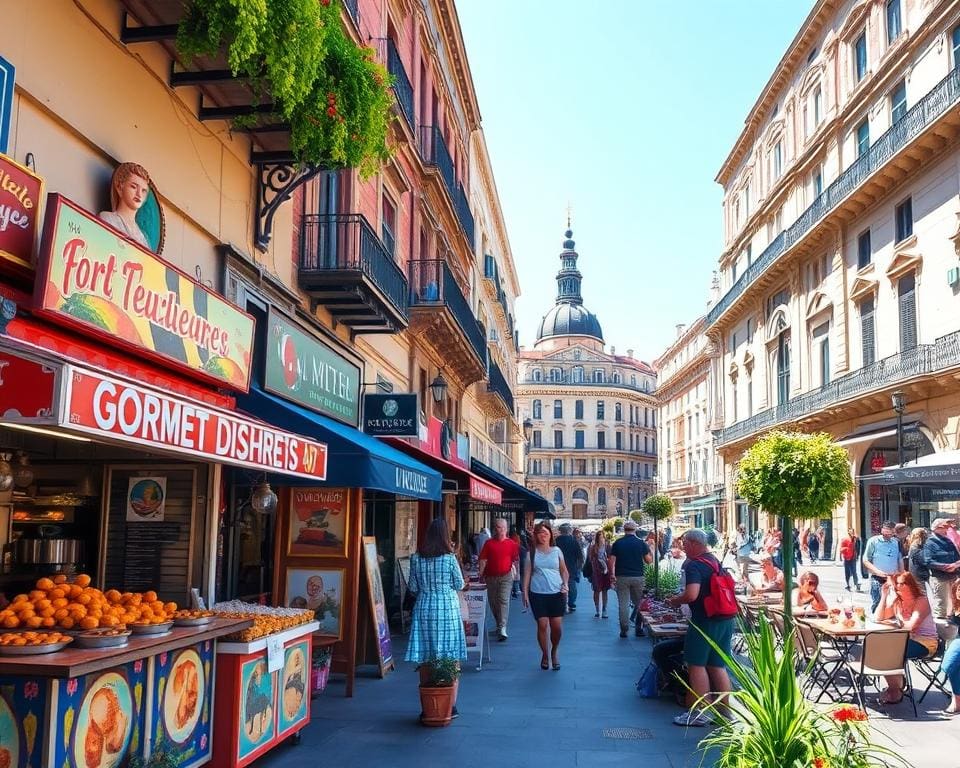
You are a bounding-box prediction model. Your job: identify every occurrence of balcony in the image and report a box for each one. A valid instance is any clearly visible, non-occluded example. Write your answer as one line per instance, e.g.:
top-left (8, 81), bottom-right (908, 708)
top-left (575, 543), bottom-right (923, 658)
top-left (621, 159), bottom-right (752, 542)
top-left (717, 330), bottom-right (960, 447)
top-left (298, 214), bottom-right (408, 333)
top-left (708, 67), bottom-right (960, 329)
top-left (483, 254), bottom-right (515, 335)
top-left (520, 375), bottom-right (654, 395)
top-left (419, 126), bottom-right (475, 246)
top-left (409, 259), bottom-right (487, 385)
top-left (479, 358), bottom-right (514, 418)
top-left (386, 39), bottom-right (415, 135)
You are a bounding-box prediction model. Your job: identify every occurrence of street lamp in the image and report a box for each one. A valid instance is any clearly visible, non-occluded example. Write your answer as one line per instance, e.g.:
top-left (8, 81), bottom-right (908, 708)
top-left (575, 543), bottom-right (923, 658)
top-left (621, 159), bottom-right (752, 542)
top-left (429, 373), bottom-right (448, 403)
top-left (891, 390), bottom-right (905, 467)
top-left (522, 417), bottom-right (533, 443)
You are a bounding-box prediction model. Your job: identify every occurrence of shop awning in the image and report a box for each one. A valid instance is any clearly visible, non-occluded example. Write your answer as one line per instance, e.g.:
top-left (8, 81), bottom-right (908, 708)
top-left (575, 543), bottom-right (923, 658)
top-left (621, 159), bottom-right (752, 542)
top-left (235, 385), bottom-right (442, 499)
top-left (835, 420), bottom-right (919, 447)
top-left (875, 450), bottom-right (960, 486)
top-left (469, 459), bottom-right (551, 515)
top-left (385, 438), bottom-right (503, 504)
top-left (679, 492), bottom-right (723, 512)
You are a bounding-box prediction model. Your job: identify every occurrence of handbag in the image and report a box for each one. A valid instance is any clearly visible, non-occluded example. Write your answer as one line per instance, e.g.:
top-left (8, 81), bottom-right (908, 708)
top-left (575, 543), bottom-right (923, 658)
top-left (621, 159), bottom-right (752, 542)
top-left (582, 556), bottom-right (593, 580)
top-left (636, 661), bottom-right (660, 698)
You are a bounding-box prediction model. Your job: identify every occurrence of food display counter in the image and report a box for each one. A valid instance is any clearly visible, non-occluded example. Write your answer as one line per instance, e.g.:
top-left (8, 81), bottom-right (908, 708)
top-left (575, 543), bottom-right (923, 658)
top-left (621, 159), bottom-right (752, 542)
top-left (0, 617), bottom-right (252, 768)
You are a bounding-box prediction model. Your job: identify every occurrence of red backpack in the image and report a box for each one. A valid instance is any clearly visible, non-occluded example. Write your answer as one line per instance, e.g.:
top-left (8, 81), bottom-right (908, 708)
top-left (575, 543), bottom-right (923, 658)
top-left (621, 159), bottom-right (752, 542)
top-left (696, 556), bottom-right (738, 619)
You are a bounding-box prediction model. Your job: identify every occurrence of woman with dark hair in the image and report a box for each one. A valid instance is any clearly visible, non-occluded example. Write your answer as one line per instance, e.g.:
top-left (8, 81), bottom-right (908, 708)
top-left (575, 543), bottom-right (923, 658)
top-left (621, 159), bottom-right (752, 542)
top-left (522, 521), bottom-right (569, 670)
top-left (405, 518), bottom-right (466, 710)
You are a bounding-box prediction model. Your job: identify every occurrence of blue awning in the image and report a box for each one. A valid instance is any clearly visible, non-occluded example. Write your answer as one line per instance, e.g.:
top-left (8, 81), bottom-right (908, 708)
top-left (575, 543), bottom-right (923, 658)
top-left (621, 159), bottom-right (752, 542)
top-left (469, 458), bottom-right (551, 516)
top-left (235, 386), bottom-right (442, 500)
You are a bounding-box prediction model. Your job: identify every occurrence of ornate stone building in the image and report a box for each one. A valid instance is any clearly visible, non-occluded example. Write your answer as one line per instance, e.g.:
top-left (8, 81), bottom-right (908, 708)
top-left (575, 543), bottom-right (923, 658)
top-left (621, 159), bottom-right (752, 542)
top-left (516, 226), bottom-right (658, 519)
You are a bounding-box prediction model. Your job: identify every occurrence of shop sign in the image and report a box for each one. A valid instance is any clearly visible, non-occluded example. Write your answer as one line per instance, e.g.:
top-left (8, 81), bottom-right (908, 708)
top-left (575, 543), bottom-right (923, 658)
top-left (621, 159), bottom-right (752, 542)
top-left (469, 477), bottom-right (502, 505)
top-left (35, 194), bottom-right (255, 391)
top-left (60, 366), bottom-right (328, 480)
top-left (0, 152), bottom-right (44, 276)
top-left (264, 308), bottom-right (360, 425)
top-left (0, 351), bottom-right (55, 419)
top-left (0, 56), bottom-right (13, 154)
top-left (362, 393), bottom-right (418, 437)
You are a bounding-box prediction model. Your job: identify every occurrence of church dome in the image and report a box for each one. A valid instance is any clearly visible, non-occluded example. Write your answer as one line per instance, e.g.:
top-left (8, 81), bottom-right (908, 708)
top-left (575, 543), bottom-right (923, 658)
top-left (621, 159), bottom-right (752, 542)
top-left (534, 222), bottom-right (604, 343)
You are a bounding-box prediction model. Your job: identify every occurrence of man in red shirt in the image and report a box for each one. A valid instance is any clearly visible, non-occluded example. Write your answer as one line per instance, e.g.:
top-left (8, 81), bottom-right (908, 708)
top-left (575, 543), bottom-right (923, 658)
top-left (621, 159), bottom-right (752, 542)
top-left (480, 518), bottom-right (520, 641)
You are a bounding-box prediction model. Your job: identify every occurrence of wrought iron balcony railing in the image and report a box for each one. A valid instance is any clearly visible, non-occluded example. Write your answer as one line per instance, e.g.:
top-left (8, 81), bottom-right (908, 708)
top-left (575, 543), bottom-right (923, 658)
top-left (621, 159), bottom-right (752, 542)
top-left (520, 375), bottom-right (655, 395)
top-left (419, 125), bottom-right (474, 244)
top-left (409, 259), bottom-right (487, 364)
top-left (386, 39), bottom-right (415, 134)
top-left (718, 329), bottom-right (960, 446)
top-left (708, 67), bottom-right (960, 327)
top-left (487, 359), bottom-right (514, 414)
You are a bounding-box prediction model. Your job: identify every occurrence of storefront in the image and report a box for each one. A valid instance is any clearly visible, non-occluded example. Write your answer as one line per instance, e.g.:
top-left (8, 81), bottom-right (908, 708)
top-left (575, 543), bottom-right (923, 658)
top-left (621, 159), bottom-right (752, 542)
top-left (861, 447), bottom-right (960, 532)
top-left (678, 492), bottom-right (722, 531)
top-left (468, 458), bottom-right (550, 534)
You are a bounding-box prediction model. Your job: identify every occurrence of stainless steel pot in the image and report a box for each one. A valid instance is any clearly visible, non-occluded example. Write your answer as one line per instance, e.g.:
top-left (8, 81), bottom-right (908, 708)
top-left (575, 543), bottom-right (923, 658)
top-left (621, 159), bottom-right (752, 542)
top-left (10, 537), bottom-right (84, 565)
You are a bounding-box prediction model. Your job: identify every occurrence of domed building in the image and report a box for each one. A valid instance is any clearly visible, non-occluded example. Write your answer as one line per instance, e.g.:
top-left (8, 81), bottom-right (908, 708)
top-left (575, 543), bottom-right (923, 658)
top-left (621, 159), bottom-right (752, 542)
top-left (516, 225), bottom-right (658, 519)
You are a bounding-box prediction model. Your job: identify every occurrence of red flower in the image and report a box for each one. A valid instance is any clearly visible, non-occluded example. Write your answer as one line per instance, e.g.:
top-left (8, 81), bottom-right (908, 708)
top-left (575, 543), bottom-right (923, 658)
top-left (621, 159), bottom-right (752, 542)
top-left (66, 679), bottom-right (78, 696)
top-left (134, 660), bottom-right (143, 674)
top-left (831, 705), bottom-right (868, 723)
top-left (326, 106), bottom-right (337, 118)
top-left (813, 758), bottom-right (828, 768)
top-left (24, 681), bottom-right (39, 700)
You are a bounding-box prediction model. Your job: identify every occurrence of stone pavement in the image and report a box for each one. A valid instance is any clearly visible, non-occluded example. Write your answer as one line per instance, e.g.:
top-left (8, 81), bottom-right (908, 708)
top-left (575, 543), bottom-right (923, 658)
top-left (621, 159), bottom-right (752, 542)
top-left (255, 587), bottom-right (714, 768)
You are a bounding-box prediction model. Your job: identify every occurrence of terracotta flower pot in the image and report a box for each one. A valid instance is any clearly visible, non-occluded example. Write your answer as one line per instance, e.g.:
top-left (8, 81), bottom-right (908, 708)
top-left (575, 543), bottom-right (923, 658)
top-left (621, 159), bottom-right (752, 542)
top-left (418, 680), bottom-right (458, 727)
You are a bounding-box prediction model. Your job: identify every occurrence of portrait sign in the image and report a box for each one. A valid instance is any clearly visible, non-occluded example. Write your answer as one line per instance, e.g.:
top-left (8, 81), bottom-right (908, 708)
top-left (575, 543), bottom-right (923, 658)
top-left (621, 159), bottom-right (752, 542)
top-left (362, 537), bottom-right (393, 676)
top-left (0, 152), bottom-right (44, 277)
top-left (284, 567), bottom-right (344, 639)
top-left (126, 476), bottom-right (166, 522)
top-left (237, 657), bottom-right (275, 761)
top-left (287, 488), bottom-right (348, 558)
top-left (277, 640), bottom-right (310, 736)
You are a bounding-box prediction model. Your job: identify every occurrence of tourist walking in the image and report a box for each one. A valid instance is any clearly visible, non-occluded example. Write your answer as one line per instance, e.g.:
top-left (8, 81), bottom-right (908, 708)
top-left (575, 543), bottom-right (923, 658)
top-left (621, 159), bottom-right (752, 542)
top-left (862, 521), bottom-right (904, 612)
top-left (522, 521), bottom-right (569, 670)
top-left (923, 518), bottom-right (960, 618)
top-left (839, 528), bottom-right (862, 591)
top-left (806, 528), bottom-right (820, 563)
top-left (479, 518), bottom-right (520, 641)
top-left (907, 527), bottom-right (929, 588)
top-left (734, 524), bottom-right (753, 584)
top-left (587, 530), bottom-right (612, 618)
top-left (510, 526), bottom-right (523, 598)
top-left (666, 528), bottom-right (734, 727)
top-left (608, 520), bottom-right (653, 638)
top-left (936, 578), bottom-right (960, 715)
top-left (555, 523), bottom-right (583, 612)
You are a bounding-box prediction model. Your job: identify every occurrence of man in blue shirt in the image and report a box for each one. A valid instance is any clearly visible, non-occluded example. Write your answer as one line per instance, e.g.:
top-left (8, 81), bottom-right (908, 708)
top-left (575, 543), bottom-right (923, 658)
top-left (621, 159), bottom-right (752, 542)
top-left (555, 523), bottom-right (584, 612)
top-left (923, 518), bottom-right (960, 618)
top-left (862, 521), bottom-right (903, 612)
top-left (608, 521), bottom-right (653, 638)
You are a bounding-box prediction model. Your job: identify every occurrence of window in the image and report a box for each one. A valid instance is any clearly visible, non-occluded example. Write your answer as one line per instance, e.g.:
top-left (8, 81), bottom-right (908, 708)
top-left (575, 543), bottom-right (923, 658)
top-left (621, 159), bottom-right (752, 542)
top-left (574, 399), bottom-right (584, 420)
top-left (732, 261), bottom-right (738, 284)
top-left (746, 376), bottom-right (753, 417)
top-left (616, 461), bottom-right (624, 476)
top-left (731, 379), bottom-right (738, 423)
top-left (597, 400), bottom-right (605, 420)
top-left (381, 194), bottom-right (397, 256)
top-left (772, 140), bottom-right (783, 181)
top-left (531, 460), bottom-right (542, 475)
top-left (575, 430), bottom-right (584, 449)
top-left (813, 86), bottom-right (822, 126)
top-left (644, 435), bottom-right (648, 453)
top-left (856, 119), bottom-right (870, 157)
top-left (860, 297), bottom-right (876, 366)
top-left (645, 463), bottom-right (651, 478)
top-left (854, 32), bottom-right (868, 82)
top-left (532, 369), bottom-right (542, 382)
top-left (550, 368), bottom-right (562, 382)
top-left (616, 432), bottom-right (623, 450)
top-left (592, 369), bottom-right (604, 384)
top-left (612, 372), bottom-right (621, 384)
top-left (598, 460), bottom-right (606, 476)
top-left (615, 403), bottom-right (623, 421)
top-left (813, 322), bottom-right (830, 386)
top-left (552, 460), bottom-right (564, 477)
top-left (898, 274), bottom-right (917, 350)
top-left (554, 430), bottom-right (563, 449)
top-left (575, 459), bottom-right (586, 475)
top-left (553, 400), bottom-right (562, 419)
top-left (895, 197), bottom-right (913, 242)
top-left (597, 432), bottom-right (606, 449)
top-left (812, 168), bottom-right (823, 198)
top-left (954, 25), bottom-right (960, 69)
top-left (857, 230), bottom-right (872, 269)
top-left (886, 0), bottom-right (901, 44)
top-left (532, 430), bottom-right (542, 448)
top-left (598, 488), bottom-right (607, 507)
top-left (746, 243), bottom-right (753, 265)
top-left (572, 366), bottom-right (584, 383)
top-left (776, 332), bottom-right (791, 406)
top-left (891, 80), bottom-right (907, 123)
top-left (553, 486), bottom-right (563, 502)
top-left (532, 400), bottom-right (542, 419)
top-left (631, 375), bottom-right (637, 387)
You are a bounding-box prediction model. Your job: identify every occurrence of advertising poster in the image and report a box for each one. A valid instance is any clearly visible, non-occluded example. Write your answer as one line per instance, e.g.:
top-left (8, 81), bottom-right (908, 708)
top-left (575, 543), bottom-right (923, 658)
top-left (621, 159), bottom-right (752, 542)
top-left (126, 476), bottom-right (166, 521)
top-left (288, 487), bottom-right (348, 557)
top-left (237, 657), bottom-right (275, 762)
top-left (0, 152), bottom-right (43, 277)
top-left (0, 674), bottom-right (47, 768)
top-left (150, 640), bottom-right (213, 768)
top-left (277, 640), bottom-right (310, 736)
top-left (362, 537), bottom-right (393, 676)
top-left (285, 567), bottom-right (343, 638)
top-left (458, 589), bottom-right (487, 656)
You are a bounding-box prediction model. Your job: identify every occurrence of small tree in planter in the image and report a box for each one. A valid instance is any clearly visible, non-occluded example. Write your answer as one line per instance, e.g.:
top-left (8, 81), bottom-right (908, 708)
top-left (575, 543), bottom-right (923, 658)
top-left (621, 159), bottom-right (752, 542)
top-left (737, 431), bottom-right (853, 625)
top-left (641, 494), bottom-right (674, 597)
top-left (417, 657), bottom-right (461, 727)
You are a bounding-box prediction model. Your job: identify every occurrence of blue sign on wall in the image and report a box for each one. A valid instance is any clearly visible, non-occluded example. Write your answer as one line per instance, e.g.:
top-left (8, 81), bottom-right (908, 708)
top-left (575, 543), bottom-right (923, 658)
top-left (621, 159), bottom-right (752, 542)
top-left (0, 55), bottom-right (15, 155)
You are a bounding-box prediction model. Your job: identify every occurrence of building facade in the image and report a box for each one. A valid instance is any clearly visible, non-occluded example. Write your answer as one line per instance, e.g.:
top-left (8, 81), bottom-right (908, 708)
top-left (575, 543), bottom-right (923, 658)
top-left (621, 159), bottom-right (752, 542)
top-left (517, 227), bottom-right (658, 518)
top-left (707, 0), bottom-right (960, 551)
top-left (655, 317), bottom-right (723, 528)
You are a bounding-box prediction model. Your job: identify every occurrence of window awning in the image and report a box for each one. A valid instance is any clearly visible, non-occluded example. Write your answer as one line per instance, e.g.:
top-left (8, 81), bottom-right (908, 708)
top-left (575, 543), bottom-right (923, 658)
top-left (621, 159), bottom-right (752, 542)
top-left (678, 492), bottom-right (723, 512)
top-left (469, 459), bottom-right (551, 516)
top-left (235, 385), bottom-right (442, 499)
top-left (876, 450), bottom-right (960, 486)
top-left (835, 420), bottom-right (918, 447)
top-left (385, 438), bottom-right (503, 503)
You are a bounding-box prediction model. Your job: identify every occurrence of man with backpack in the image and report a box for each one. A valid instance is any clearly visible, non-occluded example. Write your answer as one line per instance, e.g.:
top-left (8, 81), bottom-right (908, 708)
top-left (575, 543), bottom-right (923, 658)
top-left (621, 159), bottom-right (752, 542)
top-left (666, 528), bottom-right (735, 727)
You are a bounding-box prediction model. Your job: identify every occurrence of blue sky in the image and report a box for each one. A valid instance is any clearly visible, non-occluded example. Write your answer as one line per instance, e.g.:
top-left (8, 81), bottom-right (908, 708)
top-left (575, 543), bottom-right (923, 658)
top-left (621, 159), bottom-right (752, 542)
top-left (458, 0), bottom-right (812, 364)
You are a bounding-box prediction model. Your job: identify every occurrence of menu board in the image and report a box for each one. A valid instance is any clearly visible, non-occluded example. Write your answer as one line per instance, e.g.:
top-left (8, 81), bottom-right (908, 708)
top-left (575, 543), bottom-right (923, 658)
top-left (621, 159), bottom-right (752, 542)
top-left (362, 537), bottom-right (393, 677)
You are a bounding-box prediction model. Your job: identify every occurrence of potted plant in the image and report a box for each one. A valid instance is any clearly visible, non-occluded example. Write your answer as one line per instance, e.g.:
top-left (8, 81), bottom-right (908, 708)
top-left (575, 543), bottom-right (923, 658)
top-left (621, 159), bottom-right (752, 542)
top-left (417, 657), bottom-right (460, 727)
top-left (641, 494), bottom-right (674, 597)
top-left (311, 644), bottom-right (333, 696)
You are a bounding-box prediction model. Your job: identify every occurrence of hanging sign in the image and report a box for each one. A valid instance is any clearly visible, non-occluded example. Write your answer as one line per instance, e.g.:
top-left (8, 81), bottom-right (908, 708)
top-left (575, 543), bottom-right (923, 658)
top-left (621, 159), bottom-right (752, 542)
top-left (0, 56), bottom-right (13, 154)
top-left (0, 350), bottom-right (55, 419)
top-left (0, 152), bottom-right (43, 277)
top-left (35, 194), bottom-right (255, 390)
top-left (362, 393), bottom-right (418, 437)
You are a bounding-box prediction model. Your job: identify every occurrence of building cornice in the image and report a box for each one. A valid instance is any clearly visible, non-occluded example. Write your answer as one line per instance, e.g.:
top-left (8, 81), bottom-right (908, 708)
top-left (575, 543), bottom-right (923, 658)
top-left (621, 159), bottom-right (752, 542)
top-left (517, 384), bottom-right (658, 404)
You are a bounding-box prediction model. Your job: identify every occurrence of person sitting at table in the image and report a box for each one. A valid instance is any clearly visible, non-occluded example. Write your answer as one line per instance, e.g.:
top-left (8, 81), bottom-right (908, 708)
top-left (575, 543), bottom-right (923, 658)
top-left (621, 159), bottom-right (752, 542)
top-left (750, 555), bottom-right (784, 594)
top-left (872, 571), bottom-right (939, 704)
top-left (793, 571), bottom-right (828, 612)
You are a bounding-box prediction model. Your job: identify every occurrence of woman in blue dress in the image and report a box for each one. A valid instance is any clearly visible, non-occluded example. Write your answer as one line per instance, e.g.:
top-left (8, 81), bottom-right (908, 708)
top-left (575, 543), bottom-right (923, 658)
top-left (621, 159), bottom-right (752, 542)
top-left (405, 518), bottom-right (467, 693)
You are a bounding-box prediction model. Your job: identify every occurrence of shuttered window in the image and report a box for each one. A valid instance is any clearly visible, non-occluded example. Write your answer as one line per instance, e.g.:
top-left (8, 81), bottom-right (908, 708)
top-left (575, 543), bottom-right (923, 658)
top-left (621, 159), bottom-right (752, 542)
top-left (776, 332), bottom-right (791, 406)
top-left (857, 230), bottom-right (872, 269)
top-left (898, 274), bottom-right (917, 350)
top-left (860, 297), bottom-right (876, 366)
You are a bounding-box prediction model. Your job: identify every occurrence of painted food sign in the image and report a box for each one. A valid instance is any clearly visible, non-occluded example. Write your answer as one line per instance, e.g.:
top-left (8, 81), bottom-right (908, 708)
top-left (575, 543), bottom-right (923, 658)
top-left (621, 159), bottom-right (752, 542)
top-left (151, 641), bottom-right (213, 766)
top-left (238, 658), bottom-right (275, 760)
top-left (35, 194), bottom-right (255, 390)
top-left (0, 674), bottom-right (47, 768)
top-left (288, 488), bottom-right (347, 557)
top-left (278, 640), bottom-right (310, 734)
top-left (264, 308), bottom-right (360, 425)
top-left (0, 152), bottom-right (43, 276)
top-left (71, 672), bottom-right (135, 768)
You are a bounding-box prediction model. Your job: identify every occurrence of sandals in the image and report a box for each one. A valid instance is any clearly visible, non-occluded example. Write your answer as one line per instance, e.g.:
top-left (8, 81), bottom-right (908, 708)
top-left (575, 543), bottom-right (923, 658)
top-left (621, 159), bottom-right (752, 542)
top-left (540, 658), bottom-right (549, 670)
top-left (552, 662), bottom-right (561, 671)
top-left (878, 690), bottom-right (904, 705)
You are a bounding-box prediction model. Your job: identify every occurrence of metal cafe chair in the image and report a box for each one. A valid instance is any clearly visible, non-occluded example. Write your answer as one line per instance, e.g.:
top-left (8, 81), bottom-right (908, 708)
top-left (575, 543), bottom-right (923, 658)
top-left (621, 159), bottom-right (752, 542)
top-left (912, 633), bottom-right (951, 704)
top-left (793, 620), bottom-right (845, 702)
top-left (848, 629), bottom-right (916, 717)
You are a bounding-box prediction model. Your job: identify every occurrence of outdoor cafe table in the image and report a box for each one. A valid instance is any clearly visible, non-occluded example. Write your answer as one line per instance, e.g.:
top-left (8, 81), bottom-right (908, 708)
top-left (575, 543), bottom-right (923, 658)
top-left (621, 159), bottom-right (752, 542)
top-left (638, 613), bottom-right (688, 644)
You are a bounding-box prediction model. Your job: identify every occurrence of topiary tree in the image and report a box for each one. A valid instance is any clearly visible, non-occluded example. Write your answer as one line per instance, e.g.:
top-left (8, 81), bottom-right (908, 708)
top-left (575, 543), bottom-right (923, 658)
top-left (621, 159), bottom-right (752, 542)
top-left (737, 430), bottom-right (854, 624)
top-left (642, 494), bottom-right (674, 597)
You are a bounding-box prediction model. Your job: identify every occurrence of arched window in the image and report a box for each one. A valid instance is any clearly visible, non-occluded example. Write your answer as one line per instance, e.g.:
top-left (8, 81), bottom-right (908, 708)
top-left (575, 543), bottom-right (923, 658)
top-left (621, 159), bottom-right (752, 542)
top-left (532, 400), bottom-right (542, 419)
top-left (631, 375), bottom-right (637, 387)
top-left (533, 369), bottom-right (542, 382)
top-left (572, 366), bottom-right (584, 383)
top-left (592, 369), bottom-right (604, 383)
top-left (553, 487), bottom-right (563, 505)
top-left (776, 332), bottom-right (791, 406)
top-left (550, 367), bottom-right (562, 382)
top-left (572, 488), bottom-right (588, 501)
top-left (612, 372), bottom-right (622, 383)
top-left (597, 488), bottom-right (607, 506)
top-left (614, 402), bottom-right (623, 421)
top-left (616, 488), bottom-right (624, 500)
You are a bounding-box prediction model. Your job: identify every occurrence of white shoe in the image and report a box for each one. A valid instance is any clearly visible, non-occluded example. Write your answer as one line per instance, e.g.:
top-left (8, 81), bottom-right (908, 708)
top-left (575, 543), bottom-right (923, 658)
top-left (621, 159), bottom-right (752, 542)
top-left (498, 627), bottom-right (508, 640)
top-left (672, 710), bottom-right (711, 727)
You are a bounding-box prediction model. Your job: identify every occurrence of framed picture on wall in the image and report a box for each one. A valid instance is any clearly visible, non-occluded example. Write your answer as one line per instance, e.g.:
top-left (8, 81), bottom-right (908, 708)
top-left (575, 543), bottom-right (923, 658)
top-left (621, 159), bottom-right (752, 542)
top-left (287, 488), bottom-right (348, 558)
top-left (284, 567), bottom-right (344, 639)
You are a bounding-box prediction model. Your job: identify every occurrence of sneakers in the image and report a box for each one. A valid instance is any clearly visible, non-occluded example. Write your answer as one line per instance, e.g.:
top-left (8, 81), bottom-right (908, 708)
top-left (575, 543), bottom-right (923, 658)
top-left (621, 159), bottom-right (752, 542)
top-left (672, 710), bottom-right (711, 727)
top-left (569, 606), bottom-right (576, 612)
top-left (498, 627), bottom-right (508, 641)
top-left (601, 611), bottom-right (608, 619)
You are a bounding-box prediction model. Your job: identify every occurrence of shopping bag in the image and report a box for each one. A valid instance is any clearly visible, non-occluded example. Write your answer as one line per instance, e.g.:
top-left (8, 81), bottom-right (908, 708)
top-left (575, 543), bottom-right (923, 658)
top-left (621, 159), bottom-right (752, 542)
top-left (636, 662), bottom-right (660, 698)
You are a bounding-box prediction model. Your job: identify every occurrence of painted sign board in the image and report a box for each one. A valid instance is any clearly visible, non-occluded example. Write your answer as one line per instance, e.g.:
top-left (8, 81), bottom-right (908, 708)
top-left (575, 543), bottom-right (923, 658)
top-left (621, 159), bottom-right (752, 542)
top-left (0, 152), bottom-right (43, 277)
top-left (264, 308), bottom-right (360, 425)
top-left (0, 56), bottom-right (13, 154)
top-left (362, 393), bottom-right (418, 437)
top-left (35, 193), bottom-right (255, 390)
top-left (362, 537), bottom-right (394, 677)
top-left (0, 350), bottom-right (55, 419)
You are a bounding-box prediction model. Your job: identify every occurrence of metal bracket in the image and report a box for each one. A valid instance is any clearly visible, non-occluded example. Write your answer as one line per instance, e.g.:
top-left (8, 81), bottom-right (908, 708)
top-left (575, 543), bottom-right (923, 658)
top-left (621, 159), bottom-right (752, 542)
top-left (253, 161), bottom-right (322, 252)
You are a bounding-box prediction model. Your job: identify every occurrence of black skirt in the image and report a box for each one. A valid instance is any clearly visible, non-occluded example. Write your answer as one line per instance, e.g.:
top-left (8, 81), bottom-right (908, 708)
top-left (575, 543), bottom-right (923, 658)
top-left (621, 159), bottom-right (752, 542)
top-left (529, 591), bottom-right (566, 619)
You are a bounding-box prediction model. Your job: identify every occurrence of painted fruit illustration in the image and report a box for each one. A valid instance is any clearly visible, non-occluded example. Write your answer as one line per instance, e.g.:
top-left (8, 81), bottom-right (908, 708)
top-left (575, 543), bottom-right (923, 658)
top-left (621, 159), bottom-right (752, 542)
top-left (279, 334), bottom-right (300, 389)
top-left (60, 293), bottom-right (143, 346)
top-left (203, 356), bottom-right (246, 387)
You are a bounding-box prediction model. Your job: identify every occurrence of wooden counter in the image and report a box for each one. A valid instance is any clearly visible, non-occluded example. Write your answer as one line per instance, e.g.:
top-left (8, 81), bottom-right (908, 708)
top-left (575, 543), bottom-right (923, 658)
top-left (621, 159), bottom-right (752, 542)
top-left (0, 617), bottom-right (252, 678)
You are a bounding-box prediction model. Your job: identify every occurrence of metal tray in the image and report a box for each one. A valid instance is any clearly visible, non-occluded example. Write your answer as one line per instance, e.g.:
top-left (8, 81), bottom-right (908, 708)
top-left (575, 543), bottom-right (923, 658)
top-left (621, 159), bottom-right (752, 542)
top-left (129, 622), bottom-right (174, 636)
top-left (0, 640), bottom-right (72, 655)
top-left (173, 615), bottom-right (214, 627)
top-left (74, 632), bottom-right (131, 649)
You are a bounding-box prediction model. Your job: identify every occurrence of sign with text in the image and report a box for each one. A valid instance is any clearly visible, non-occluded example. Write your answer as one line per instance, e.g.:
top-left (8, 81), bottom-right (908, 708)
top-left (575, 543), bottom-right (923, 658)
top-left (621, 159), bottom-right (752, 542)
top-left (35, 194), bottom-right (255, 390)
top-left (362, 393), bottom-right (418, 437)
top-left (59, 365), bottom-right (328, 480)
top-left (470, 477), bottom-right (502, 505)
top-left (0, 152), bottom-right (43, 276)
top-left (0, 350), bottom-right (55, 419)
top-left (0, 57), bottom-right (13, 154)
top-left (458, 588), bottom-right (487, 658)
top-left (264, 308), bottom-right (360, 425)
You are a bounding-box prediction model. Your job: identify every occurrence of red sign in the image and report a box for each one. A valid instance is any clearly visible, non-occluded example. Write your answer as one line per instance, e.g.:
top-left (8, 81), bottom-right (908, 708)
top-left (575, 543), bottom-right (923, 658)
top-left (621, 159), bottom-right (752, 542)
top-left (470, 477), bottom-right (502, 505)
top-left (870, 451), bottom-right (887, 473)
top-left (0, 153), bottom-right (43, 276)
top-left (59, 366), bottom-right (328, 480)
top-left (0, 351), bottom-right (55, 419)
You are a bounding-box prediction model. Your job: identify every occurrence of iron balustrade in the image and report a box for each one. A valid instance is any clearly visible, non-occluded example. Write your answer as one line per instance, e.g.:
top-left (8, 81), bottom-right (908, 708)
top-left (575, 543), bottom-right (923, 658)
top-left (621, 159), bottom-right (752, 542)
top-left (409, 259), bottom-right (487, 364)
top-left (419, 126), bottom-right (474, 243)
top-left (521, 376), bottom-right (654, 395)
top-left (299, 214), bottom-right (409, 320)
top-left (487, 359), bottom-right (515, 413)
top-left (386, 39), bottom-right (415, 133)
top-left (453, 181), bottom-right (475, 246)
top-left (708, 67), bottom-right (960, 327)
top-left (718, 329), bottom-right (960, 445)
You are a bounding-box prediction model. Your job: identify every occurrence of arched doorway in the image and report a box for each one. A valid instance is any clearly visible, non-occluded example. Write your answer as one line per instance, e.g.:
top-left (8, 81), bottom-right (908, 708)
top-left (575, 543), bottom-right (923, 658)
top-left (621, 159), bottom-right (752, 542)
top-left (572, 488), bottom-right (588, 519)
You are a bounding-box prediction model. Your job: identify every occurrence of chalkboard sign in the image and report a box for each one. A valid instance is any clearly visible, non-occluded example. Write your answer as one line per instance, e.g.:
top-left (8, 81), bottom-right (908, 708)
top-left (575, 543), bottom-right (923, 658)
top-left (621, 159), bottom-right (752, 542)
top-left (362, 537), bottom-right (393, 677)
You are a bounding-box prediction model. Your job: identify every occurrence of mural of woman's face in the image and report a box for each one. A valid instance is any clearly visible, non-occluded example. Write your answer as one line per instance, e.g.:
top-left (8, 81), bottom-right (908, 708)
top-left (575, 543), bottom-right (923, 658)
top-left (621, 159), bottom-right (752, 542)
top-left (117, 173), bottom-right (149, 213)
top-left (306, 576), bottom-right (324, 597)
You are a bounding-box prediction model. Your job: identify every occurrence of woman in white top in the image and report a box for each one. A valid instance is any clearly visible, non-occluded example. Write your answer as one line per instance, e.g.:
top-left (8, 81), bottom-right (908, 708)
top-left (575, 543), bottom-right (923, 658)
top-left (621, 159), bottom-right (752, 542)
top-left (522, 521), bottom-right (569, 670)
